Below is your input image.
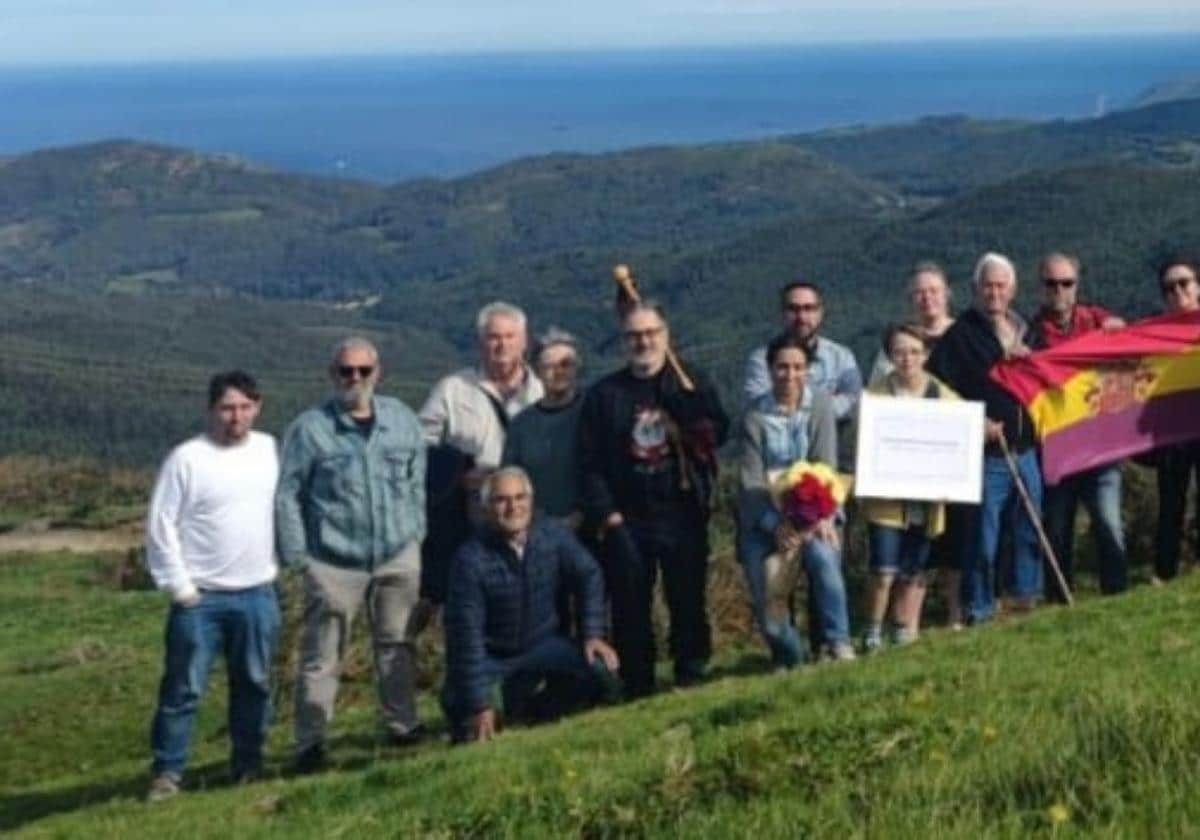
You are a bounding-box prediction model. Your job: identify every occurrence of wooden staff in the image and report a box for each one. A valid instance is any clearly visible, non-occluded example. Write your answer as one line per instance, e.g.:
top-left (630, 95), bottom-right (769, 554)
top-left (612, 263), bottom-right (696, 491)
top-left (611, 264), bottom-right (695, 392)
top-left (998, 435), bottom-right (1074, 606)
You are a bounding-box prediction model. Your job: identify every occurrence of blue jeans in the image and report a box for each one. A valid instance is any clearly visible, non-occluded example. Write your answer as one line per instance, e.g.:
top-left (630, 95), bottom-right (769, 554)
top-left (737, 528), bottom-right (805, 667)
top-left (1043, 463), bottom-right (1126, 596)
top-left (868, 524), bottom-right (931, 578)
top-left (965, 450), bottom-right (1044, 623)
top-left (150, 584), bottom-right (281, 777)
top-left (737, 527), bottom-right (850, 665)
top-left (802, 536), bottom-right (851, 646)
top-left (439, 635), bottom-right (605, 738)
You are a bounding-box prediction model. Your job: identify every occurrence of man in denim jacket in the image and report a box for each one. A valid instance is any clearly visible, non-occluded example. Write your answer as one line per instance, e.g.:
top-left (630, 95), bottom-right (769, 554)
top-left (276, 337), bottom-right (427, 771)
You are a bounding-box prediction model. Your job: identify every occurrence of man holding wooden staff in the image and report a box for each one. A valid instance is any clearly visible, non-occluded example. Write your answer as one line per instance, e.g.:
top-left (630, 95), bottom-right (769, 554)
top-left (578, 300), bottom-right (729, 697)
top-left (928, 253), bottom-right (1045, 623)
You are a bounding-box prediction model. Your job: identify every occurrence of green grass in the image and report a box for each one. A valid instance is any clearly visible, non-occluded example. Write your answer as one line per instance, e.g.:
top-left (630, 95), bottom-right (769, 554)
top-left (5, 548), bottom-right (1200, 837)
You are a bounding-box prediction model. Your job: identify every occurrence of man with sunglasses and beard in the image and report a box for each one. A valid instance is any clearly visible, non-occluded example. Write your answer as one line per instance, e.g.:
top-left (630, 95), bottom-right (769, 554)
top-left (1028, 252), bottom-right (1127, 600)
top-left (276, 337), bottom-right (427, 772)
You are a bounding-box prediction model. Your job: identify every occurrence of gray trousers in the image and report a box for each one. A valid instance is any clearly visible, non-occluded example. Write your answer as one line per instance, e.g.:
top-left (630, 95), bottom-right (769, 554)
top-left (293, 544), bottom-right (425, 751)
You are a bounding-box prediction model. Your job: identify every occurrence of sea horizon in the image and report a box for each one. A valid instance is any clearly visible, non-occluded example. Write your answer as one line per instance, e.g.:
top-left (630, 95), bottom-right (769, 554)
top-left (4, 33), bottom-right (1198, 183)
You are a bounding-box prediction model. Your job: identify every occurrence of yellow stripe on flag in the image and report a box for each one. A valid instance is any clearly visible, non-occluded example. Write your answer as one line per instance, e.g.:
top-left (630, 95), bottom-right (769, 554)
top-left (1028, 348), bottom-right (1200, 438)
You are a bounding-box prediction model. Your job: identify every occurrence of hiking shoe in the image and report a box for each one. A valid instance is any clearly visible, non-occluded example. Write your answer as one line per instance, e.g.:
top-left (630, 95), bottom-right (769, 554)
top-left (291, 744), bottom-right (326, 775)
top-left (861, 632), bottom-right (883, 655)
top-left (673, 659), bottom-right (708, 688)
top-left (146, 772), bottom-right (181, 803)
top-left (389, 724), bottom-right (427, 747)
top-left (823, 643), bottom-right (857, 663)
top-left (231, 767), bottom-right (261, 785)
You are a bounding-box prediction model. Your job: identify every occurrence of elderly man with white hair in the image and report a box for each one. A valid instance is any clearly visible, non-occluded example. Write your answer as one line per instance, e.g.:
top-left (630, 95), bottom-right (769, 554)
top-left (419, 301), bottom-right (545, 606)
top-left (420, 301), bottom-right (544, 472)
top-left (927, 253), bottom-right (1043, 625)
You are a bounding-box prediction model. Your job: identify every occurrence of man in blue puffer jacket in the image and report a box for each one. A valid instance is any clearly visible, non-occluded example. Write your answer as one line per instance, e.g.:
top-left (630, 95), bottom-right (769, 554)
top-left (441, 466), bottom-right (619, 743)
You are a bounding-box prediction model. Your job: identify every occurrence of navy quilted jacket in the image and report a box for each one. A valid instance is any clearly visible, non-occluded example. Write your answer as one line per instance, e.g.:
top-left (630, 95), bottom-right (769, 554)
top-left (444, 518), bottom-right (606, 712)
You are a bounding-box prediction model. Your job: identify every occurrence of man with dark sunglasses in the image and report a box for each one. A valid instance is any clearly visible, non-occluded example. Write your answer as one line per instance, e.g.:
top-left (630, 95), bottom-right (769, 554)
top-left (276, 336), bottom-right (428, 772)
top-left (1028, 252), bottom-right (1127, 600)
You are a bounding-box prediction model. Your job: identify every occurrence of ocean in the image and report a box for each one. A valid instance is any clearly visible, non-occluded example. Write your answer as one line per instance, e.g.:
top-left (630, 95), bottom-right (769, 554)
top-left (3, 34), bottom-right (1197, 183)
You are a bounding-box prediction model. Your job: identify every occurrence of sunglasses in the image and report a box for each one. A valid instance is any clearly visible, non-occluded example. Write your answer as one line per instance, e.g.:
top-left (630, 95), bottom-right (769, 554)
top-left (337, 365), bottom-right (375, 379)
top-left (784, 303), bottom-right (821, 313)
top-left (1162, 278), bottom-right (1196, 293)
top-left (1042, 278), bottom-right (1077, 289)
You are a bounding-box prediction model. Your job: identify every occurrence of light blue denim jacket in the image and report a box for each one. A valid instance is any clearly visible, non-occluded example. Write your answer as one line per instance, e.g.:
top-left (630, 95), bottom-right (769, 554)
top-left (736, 388), bottom-right (837, 536)
top-left (275, 395), bottom-right (426, 571)
top-left (743, 335), bottom-right (862, 471)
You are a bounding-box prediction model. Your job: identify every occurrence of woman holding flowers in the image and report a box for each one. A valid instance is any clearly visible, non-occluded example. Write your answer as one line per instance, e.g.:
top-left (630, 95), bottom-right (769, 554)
top-left (737, 334), bottom-right (855, 665)
top-left (858, 324), bottom-right (958, 652)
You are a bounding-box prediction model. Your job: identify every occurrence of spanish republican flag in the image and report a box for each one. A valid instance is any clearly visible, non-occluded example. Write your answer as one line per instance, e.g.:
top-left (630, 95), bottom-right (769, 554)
top-left (991, 310), bottom-right (1200, 484)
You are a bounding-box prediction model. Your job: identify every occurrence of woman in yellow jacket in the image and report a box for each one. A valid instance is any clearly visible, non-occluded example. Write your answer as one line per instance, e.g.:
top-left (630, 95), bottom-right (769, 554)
top-left (859, 323), bottom-right (958, 652)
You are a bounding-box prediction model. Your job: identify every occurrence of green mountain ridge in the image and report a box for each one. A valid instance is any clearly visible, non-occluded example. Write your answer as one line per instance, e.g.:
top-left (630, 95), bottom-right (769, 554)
top-left (2, 98), bottom-right (1200, 462)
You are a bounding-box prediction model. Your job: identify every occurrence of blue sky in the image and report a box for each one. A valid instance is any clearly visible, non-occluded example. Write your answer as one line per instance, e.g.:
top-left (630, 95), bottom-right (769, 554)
top-left (2, 0), bottom-right (1198, 65)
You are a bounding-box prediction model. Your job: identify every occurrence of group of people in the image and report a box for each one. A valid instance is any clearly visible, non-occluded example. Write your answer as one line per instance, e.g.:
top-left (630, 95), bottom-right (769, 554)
top-left (141, 250), bottom-right (1200, 801)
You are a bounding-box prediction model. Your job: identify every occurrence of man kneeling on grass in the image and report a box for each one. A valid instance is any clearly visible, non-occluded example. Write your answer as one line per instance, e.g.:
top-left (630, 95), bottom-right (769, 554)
top-left (144, 371), bottom-right (280, 801)
top-left (441, 466), bottom-right (619, 743)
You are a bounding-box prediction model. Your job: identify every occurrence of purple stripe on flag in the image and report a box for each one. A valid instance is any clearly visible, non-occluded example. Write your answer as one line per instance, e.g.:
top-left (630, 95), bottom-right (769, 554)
top-left (1042, 388), bottom-right (1200, 483)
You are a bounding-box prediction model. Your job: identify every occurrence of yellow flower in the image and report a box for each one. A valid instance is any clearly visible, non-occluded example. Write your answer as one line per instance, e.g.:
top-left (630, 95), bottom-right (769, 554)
top-left (770, 460), bottom-right (853, 505)
top-left (1047, 802), bottom-right (1070, 826)
top-left (981, 724), bottom-right (998, 742)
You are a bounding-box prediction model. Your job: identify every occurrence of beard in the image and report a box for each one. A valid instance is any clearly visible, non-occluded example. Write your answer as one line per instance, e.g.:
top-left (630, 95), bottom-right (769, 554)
top-left (338, 381), bottom-right (375, 409)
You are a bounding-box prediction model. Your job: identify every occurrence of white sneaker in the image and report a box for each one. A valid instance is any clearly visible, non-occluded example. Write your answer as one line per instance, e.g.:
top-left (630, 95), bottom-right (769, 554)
top-left (146, 772), bottom-right (181, 803)
top-left (825, 643), bottom-right (857, 662)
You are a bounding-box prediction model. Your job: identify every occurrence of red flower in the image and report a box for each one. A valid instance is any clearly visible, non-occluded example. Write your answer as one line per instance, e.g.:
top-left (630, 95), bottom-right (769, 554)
top-left (781, 473), bottom-right (837, 528)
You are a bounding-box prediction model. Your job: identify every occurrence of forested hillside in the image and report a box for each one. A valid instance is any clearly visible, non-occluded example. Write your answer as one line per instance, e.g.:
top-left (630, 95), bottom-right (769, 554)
top-left (2, 97), bottom-right (1200, 462)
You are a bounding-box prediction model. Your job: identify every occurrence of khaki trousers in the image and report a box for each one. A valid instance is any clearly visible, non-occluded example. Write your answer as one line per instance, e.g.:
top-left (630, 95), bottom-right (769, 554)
top-left (293, 543), bottom-right (426, 751)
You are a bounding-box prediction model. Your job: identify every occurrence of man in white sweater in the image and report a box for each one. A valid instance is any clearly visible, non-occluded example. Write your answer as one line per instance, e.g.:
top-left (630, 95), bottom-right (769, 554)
top-left (144, 371), bottom-right (280, 802)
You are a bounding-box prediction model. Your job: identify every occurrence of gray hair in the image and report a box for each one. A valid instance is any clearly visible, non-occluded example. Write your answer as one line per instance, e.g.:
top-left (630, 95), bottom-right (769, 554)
top-left (533, 326), bottom-right (580, 365)
top-left (476, 301), bottom-right (528, 338)
top-left (330, 336), bottom-right (379, 364)
top-left (479, 466), bottom-right (534, 506)
top-left (622, 298), bottom-right (669, 327)
top-left (973, 252), bottom-right (1017, 287)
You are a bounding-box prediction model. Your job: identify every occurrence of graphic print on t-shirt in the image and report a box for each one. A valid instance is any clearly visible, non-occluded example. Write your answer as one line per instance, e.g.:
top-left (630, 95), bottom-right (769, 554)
top-left (630, 404), bottom-right (672, 472)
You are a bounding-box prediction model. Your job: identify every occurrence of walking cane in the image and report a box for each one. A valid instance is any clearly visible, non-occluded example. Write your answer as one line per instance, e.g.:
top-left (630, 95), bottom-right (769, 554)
top-left (997, 435), bottom-right (1074, 606)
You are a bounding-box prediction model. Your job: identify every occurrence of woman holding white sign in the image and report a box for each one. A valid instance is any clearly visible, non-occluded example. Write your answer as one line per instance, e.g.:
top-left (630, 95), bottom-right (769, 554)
top-left (736, 334), bottom-right (854, 666)
top-left (858, 324), bottom-right (959, 652)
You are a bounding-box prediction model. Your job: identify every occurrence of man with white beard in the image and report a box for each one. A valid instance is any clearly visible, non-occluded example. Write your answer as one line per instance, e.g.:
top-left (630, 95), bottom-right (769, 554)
top-left (276, 337), bottom-right (427, 772)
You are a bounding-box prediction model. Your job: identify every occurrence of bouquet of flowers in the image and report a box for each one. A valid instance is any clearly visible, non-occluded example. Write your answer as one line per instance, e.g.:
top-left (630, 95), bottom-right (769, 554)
top-left (769, 461), bottom-right (851, 530)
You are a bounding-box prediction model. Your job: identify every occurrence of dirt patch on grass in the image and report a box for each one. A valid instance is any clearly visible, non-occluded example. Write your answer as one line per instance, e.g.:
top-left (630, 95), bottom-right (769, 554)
top-left (0, 519), bottom-right (142, 555)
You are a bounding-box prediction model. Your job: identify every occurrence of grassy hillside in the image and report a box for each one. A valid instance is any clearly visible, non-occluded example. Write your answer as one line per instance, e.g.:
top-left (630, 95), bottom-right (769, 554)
top-left (4, 546), bottom-right (1200, 837)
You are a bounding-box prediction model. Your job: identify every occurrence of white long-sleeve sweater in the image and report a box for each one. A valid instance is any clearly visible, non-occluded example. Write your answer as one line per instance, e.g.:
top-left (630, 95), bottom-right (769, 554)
top-left (145, 431), bottom-right (279, 602)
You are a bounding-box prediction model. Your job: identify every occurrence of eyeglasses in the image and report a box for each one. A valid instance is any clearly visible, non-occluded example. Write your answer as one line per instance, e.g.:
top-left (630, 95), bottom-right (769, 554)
top-left (784, 303), bottom-right (821, 313)
top-left (1042, 278), bottom-right (1077, 289)
top-left (337, 365), bottom-right (375, 379)
top-left (623, 326), bottom-right (664, 342)
top-left (1162, 278), bottom-right (1197, 294)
